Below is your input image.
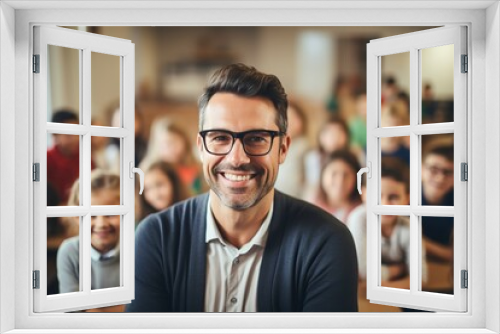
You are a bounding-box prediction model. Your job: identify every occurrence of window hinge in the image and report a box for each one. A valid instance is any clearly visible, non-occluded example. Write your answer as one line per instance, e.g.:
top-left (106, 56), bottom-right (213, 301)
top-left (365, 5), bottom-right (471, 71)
top-left (461, 162), bottom-right (468, 181)
top-left (461, 270), bottom-right (468, 289)
top-left (33, 270), bottom-right (40, 289)
top-left (461, 54), bottom-right (468, 73)
top-left (33, 163), bottom-right (40, 182)
top-left (33, 54), bottom-right (40, 73)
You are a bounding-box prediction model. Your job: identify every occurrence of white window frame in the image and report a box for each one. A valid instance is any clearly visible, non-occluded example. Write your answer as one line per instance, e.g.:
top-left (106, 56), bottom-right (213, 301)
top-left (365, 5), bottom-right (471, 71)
top-left (0, 1), bottom-right (498, 333)
top-left (366, 26), bottom-right (467, 312)
top-left (33, 25), bottom-right (136, 312)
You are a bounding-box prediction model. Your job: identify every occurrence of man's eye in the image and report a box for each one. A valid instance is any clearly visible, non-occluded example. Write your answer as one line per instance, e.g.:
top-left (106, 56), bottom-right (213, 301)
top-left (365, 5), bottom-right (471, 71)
top-left (246, 135), bottom-right (268, 144)
top-left (210, 135), bottom-right (231, 143)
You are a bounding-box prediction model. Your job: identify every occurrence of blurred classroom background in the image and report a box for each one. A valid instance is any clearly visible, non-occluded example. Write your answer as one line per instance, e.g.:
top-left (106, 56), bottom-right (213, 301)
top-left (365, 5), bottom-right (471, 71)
top-left (46, 26), bottom-right (456, 312)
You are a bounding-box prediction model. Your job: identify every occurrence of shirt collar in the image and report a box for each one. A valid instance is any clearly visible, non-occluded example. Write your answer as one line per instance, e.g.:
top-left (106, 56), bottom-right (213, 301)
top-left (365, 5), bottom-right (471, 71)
top-left (90, 243), bottom-right (120, 262)
top-left (205, 195), bottom-right (273, 250)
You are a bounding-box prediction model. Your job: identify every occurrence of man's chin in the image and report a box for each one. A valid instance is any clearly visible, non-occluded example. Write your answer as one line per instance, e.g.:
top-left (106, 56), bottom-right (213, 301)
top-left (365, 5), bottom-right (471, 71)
top-left (221, 197), bottom-right (257, 211)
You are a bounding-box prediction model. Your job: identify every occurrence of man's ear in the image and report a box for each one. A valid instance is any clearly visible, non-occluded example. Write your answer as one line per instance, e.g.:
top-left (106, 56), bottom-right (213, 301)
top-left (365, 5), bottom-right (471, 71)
top-left (196, 134), bottom-right (204, 162)
top-left (278, 135), bottom-right (291, 165)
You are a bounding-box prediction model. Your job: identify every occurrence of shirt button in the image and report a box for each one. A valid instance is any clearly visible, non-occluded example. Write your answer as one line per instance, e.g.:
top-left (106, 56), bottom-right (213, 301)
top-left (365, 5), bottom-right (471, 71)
top-left (234, 258), bottom-right (240, 264)
top-left (231, 297), bottom-right (238, 304)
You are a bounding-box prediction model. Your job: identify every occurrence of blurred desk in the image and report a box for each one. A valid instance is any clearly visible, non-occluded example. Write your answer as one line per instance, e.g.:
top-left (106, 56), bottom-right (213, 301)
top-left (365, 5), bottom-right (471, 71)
top-left (423, 261), bottom-right (453, 293)
top-left (357, 283), bottom-right (400, 312)
top-left (357, 260), bottom-right (453, 312)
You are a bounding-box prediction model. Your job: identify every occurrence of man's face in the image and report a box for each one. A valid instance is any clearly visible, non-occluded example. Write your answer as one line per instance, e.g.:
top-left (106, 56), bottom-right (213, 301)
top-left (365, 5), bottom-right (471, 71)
top-left (380, 176), bottom-right (409, 226)
top-left (422, 153), bottom-right (454, 203)
top-left (197, 92), bottom-right (290, 211)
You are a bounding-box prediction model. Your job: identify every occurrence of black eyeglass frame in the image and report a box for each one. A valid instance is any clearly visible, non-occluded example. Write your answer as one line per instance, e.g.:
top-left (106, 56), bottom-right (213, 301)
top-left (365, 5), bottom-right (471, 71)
top-left (199, 129), bottom-right (286, 156)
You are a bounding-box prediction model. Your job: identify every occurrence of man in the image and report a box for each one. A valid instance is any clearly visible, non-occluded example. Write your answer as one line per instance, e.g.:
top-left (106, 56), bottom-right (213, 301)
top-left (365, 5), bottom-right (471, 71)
top-left (421, 145), bottom-right (454, 262)
top-left (127, 64), bottom-right (358, 312)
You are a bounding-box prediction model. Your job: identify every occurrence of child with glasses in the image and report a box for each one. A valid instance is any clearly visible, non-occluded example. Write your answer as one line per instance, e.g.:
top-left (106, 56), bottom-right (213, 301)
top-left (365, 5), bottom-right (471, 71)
top-left (422, 145), bottom-right (454, 263)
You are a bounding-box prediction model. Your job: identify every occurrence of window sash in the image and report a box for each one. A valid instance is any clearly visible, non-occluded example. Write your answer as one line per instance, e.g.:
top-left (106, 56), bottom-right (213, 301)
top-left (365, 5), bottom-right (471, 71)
top-left (366, 26), bottom-right (467, 312)
top-left (32, 25), bottom-right (135, 313)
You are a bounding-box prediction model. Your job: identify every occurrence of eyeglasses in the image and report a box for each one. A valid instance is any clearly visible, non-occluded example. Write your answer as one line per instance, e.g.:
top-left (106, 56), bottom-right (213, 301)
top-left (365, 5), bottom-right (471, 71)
top-left (424, 164), bottom-right (454, 178)
top-left (199, 129), bottom-right (285, 156)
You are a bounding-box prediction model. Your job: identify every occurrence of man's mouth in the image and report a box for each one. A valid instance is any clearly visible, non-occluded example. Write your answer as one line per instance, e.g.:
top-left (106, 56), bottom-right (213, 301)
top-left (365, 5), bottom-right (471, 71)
top-left (222, 172), bottom-right (256, 182)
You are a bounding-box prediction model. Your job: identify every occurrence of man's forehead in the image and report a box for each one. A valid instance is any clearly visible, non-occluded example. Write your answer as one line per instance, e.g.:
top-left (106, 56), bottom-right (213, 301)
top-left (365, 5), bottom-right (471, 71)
top-left (203, 93), bottom-right (277, 127)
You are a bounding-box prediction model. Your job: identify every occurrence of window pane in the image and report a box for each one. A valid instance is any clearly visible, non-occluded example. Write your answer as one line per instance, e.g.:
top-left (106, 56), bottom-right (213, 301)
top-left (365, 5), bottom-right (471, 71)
top-left (381, 52), bottom-right (410, 127)
top-left (421, 216), bottom-right (454, 295)
top-left (47, 45), bottom-right (80, 125)
top-left (47, 134), bottom-right (80, 206)
top-left (380, 215), bottom-right (410, 290)
top-left (380, 153), bottom-right (410, 205)
top-left (90, 139), bottom-right (121, 205)
top-left (91, 52), bottom-right (121, 127)
top-left (49, 216), bottom-right (80, 295)
top-left (421, 45), bottom-right (454, 124)
top-left (90, 215), bottom-right (121, 291)
top-left (421, 134), bottom-right (454, 206)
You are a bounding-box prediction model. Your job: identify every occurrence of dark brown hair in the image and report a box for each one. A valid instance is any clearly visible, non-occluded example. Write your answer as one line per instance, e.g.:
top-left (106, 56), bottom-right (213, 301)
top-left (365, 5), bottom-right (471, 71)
top-left (139, 161), bottom-right (190, 220)
top-left (320, 149), bottom-right (361, 204)
top-left (381, 157), bottom-right (410, 193)
top-left (198, 63), bottom-right (288, 133)
top-left (423, 144), bottom-right (454, 163)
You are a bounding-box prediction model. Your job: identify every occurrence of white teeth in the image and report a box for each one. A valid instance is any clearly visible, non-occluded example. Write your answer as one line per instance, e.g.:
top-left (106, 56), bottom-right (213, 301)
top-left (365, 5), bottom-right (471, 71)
top-left (224, 173), bottom-right (252, 181)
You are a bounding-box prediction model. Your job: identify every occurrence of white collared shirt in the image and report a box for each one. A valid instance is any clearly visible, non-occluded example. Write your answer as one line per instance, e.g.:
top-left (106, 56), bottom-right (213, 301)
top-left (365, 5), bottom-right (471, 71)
top-left (204, 196), bottom-right (273, 312)
top-left (90, 243), bottom-right (120, 262)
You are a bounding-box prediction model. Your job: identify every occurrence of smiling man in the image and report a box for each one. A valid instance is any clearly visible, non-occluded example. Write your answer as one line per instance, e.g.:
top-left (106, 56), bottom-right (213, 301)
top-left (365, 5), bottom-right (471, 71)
top-left (127, 64), bottom-right (358, 312)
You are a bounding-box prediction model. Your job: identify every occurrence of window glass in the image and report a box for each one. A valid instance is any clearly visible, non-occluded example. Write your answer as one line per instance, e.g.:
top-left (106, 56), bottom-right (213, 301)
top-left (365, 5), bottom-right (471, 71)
top-left (421, 134), bottom-right (454, 207)
top-left (47, 134), bottom-right (80, 206)
top-left (48, 216), bottom-right (80, 295)
top-left (47, 45), bottom-right (80, 125)
top-left (91, 52), bottom-right (120, 127)
top-left (90, 215), bottom-right (121, 291)
top-left (381, 52), bottom-right (410, 127)
top-left (421, 216), bottom-right (454, 294)
top-left (380, 215), bottom-right (411, 291)
top-left (421, 45), bottom-right (454, 124)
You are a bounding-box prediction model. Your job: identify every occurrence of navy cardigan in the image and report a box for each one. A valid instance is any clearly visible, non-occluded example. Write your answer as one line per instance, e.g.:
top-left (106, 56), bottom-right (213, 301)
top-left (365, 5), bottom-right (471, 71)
top-left (126, 191), bottom-right (358, 312)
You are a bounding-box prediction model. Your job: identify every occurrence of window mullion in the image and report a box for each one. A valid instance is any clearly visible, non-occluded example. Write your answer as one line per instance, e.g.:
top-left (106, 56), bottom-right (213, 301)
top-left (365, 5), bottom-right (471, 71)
top-left (409, 46), bottom-right (420, 294)
top-left (81, 47), bottom-right (92, 294)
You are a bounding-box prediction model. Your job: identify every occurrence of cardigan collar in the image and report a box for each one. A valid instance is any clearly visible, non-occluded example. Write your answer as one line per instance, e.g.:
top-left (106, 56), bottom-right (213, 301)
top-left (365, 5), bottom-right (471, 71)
top-left (186, 191), bottom-right (286, 312)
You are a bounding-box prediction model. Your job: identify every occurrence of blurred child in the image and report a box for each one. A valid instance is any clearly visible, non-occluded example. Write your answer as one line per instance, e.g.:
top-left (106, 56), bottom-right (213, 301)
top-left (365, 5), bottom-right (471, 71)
top-left (310, 150), bottom-right (361, 224)
top-left (109, 103), bottom-right (148, 167)
top-left (57, 170), bottom-right (124, 311)
top-left (380, 100), bottom-right (410, 166)
top-left (91, 117), bottom-right (120, 173)
top-left (139, 161), bottom-right (190, 221)
top-left (47, 109), bottom-right (86, 204)
top-left (141, 117), bottom-right (204, 194)
top-left (304, 116), bottom-right (350, 197)
top-left (422, 145), bottom-right (454, 262)
top-left (348, 157), bottom-right (427, 289)
top-left (274, 100), bottom-right (310, 198)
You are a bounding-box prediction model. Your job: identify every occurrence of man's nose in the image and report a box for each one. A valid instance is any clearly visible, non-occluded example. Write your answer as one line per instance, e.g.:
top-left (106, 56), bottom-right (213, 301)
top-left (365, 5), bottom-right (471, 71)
top-left (226, 138), bottom-right (251, 166)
